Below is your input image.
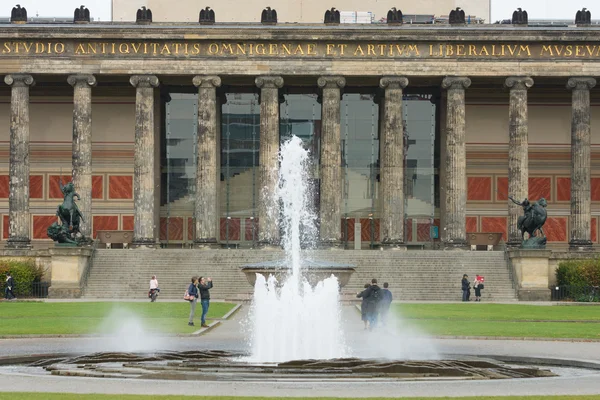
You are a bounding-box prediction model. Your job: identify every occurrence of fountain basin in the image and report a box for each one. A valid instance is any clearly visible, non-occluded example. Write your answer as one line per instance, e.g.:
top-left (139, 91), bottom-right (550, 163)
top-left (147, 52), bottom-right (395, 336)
top-left (241, 259), bottom-right (355, 287)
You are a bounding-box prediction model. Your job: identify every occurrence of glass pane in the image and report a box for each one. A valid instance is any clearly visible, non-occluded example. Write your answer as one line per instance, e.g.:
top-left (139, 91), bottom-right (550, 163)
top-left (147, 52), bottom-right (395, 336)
top-left (161, 93), bottom-right (198, 246)
top-left (220, 93), bottom-right (260, 246)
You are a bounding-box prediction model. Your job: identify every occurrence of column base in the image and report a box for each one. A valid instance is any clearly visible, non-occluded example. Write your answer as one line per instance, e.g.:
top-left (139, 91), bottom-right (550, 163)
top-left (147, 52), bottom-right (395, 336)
top-left (380, 242), bottom-right (407, 251)
top-left (506, 240), bottom-right (523, 249)
top-left (442, 240), bottom-right (467, 250)
top-left (193, 239), bottom-right (220, 249)
top-left (569, 239), bottom-right (593, 251)
top-left (5, 238), bottom-right (31, 249)
top-left (318, 240), bottom-right (343, 250)
top-left (131, 238), bottom-right (157, 249)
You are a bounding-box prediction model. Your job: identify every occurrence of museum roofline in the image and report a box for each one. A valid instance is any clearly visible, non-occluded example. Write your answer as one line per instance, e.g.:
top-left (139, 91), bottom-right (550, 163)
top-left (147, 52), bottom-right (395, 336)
top-left (0, 22), bottom-right (599, 41)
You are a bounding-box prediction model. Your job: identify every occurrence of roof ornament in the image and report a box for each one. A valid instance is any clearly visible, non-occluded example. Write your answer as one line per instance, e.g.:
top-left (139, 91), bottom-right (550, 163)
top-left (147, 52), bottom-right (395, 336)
top-left (324, 7), bottom-right (340, 24)
top-left (136, 6), bottom-right (152, 24)
top-left (74, 5), bottom-right (91, 24)
top-left (10, 4), bottom-right (27, 24)
top-left (511, 8), bottom-right (528, 25)
top-left (449, 7), bottom-right (465, 25)
top-left (199, 7), bottom-right (215, 24)
top-left (386, 7), bottom-right (403, 25)
top-left (575, 8), bottom-right (592, 26)
top-left (261, 7), bottom-right (277, 24)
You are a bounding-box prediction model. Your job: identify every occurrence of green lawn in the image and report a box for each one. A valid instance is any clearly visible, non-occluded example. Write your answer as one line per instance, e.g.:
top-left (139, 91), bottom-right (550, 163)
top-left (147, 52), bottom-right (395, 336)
top-left (0, 395), bottom-right (599, 400)
top-left (0, 302), bottom-right (236, 335)
top-left (393, 304), bottom-right (600, 339)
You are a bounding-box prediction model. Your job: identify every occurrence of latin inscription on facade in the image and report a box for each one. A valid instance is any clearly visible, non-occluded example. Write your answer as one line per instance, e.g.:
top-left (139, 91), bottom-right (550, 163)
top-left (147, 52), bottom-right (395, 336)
top-left (1, 40), bottom-right (600, 59)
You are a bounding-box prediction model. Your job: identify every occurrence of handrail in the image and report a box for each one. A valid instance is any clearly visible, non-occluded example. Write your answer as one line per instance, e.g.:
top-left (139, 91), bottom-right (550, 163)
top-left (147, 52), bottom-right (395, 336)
top-left (503, 244), bottom-right (518, 291)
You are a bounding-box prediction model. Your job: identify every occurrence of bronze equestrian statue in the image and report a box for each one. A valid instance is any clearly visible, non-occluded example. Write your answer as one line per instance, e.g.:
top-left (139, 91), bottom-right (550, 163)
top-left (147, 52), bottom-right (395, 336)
top-left (508, 195), bottom-right (548, 248)
top-left (47, 178), bottom-right (88, 244)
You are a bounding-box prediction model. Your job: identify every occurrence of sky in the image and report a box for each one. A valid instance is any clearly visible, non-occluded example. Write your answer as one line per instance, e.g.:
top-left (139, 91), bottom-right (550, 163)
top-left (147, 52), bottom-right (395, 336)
top-left (0, 0), bottom-right (594, 22)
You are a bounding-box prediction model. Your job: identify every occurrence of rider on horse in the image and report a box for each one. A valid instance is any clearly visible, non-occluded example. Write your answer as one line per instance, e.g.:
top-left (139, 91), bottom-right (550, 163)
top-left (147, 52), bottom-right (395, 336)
top-left (57, 178), bottom-right (84, 232)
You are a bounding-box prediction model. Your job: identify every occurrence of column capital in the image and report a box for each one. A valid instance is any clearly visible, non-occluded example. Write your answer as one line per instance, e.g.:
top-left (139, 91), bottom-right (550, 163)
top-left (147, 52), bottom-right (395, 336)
top-left (130, 75), bottom-right (159, 88)
top-left (193, 75), bottom-right (221, 88)
top-left (505, 76), bottom-right (534, 90)
top-left (442, 76), bottom-right (471, 90)
top-left (567, 77), bottom-right (597, 91)
top-left (67, 74), bottom-right (97, 88)
top-left (255, 75), bottom-right (284, 89)
top-left (379, 76), bottom-right (409, 90)
top-left (4, 74), bottom-right (35, 87)
top-left (317, 76), bottom-right (346, 89)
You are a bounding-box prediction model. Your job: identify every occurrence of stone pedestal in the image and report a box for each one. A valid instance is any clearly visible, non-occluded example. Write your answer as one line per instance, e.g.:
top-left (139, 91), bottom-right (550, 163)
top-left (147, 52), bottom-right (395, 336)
top-left (567, 77), bottom-right (596, 250)
top-left (379, 76), bottom-right (409, 247)
top-left (318, 76), bottom-right (346, 248)
top-left (441, 76), bottom-right (471, 247)
top-left (509, 249), bottom-right (551, 301)
top-left (4, 74), bottom-right (35, 248)
top-left (130, 75), bottom-right (159, 247)
top-left (256, 76), bottom-right (284, 246)
top-left (48, 247), bottom-right (93, 298)
top-left (505, 77), bottom-right (533, 247)
top-left (68, 74), bottom-right (97, 238)
top-left (193, 75), bottom-right (221, 248)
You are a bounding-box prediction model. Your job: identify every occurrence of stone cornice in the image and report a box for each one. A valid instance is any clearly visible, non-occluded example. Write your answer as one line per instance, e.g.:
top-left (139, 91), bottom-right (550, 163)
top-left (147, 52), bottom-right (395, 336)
top-left (567, 77), bottom-right (597, 90)
top-left (2, 24), bottom-right (600, 42)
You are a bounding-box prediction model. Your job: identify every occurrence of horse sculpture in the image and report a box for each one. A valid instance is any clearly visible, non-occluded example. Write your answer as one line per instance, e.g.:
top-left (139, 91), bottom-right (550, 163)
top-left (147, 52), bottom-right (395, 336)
top-left (48, 178), bottom-right (87, 244)
top-left (509, 195), bottom-right (548, 247)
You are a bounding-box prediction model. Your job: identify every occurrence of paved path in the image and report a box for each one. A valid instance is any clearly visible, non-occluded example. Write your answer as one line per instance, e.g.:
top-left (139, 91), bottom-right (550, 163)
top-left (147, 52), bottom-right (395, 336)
top-left (0, 306), bottom-right (600, 397)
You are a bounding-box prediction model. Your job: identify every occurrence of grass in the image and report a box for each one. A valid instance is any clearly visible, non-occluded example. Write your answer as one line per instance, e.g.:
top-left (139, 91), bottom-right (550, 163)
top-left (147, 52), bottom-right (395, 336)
top-left (393, 303), bottom-right (600, 339)
top-left (0, 302), bottom-right (236, 335)
top-left (0, 395), bottom-right (599, 400)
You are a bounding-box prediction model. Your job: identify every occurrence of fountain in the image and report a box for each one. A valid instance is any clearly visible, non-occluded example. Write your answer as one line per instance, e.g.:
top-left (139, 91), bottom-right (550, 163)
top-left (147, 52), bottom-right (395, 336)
top-left (245, 135), bottom-right (351, 362)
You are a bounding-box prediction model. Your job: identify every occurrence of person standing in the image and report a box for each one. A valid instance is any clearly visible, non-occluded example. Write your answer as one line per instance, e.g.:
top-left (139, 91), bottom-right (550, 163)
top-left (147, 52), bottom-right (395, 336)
top-left (380, 282), bottom-right (393, 324)
top-left (361, 278), bottom-right (382, 330)
top-left (461, 274), bottom-right (471, 302)
top-left (4, 273), bottom-right (15, 300)
top-left (473, 275), bottom-right (484, 302)
top-left (198, 276), bottom-right (213, 328)
top-left (149, 275), bottom-right (159, 302)
top-left (356, 283), bottom-right (370, 330)
top-left (187, 276), bottom-right (199, 326)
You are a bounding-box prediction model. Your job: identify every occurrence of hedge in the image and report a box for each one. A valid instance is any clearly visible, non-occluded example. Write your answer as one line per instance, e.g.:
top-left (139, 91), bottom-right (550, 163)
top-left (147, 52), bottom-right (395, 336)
top-left (0, 259), bottom-right (45, 298)
top-left (556, 259), bottom-right (600, 302)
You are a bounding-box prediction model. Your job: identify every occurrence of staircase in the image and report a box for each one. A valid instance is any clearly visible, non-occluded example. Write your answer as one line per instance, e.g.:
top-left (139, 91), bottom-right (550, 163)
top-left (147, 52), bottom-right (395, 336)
top-left (83, 249), bottom-right (517, 302)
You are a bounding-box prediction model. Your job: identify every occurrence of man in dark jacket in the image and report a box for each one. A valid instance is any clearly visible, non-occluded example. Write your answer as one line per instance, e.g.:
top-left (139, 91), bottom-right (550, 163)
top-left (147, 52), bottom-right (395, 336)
top-left (357, 278), bottom-right (381, 330)
top-left (4, 273), bottom-right (15, 300)
top-left (461, 274), bottom-right (471, 302)
top-left (380, 282), bottom-right (393, 325)
top-left (198, 277), bottom-right (213, 328)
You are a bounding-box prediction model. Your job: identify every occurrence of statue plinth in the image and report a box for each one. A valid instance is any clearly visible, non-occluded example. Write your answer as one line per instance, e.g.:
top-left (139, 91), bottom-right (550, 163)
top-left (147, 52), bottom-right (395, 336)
top-left (508, 249), bottom-right (551, 301)
top-left (48, 247), bottom-right (93, 298)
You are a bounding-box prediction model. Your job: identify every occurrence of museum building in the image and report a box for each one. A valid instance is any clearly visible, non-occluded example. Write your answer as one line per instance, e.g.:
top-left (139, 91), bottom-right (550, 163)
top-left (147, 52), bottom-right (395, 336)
top-left (0, 5), bottom-right (599, 250)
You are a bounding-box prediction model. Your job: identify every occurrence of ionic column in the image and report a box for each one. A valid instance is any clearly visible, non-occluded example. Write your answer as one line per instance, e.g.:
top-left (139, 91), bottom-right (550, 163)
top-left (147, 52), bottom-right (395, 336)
top-left (441, 76), bottom-right (471, 246)
top-left (255, 76), bottom-right (284, 246)
top-left (568, 77), bottom-right (596, 249)
top-left (130, 75), bottom-right (159, 246)
top-left (379, 76), bottom-right (409, 247)
top-left (4, 74), bottom-right (35, 248)
top-left (68, 74), bottom-right (97, 239)
top-left (505, 76), bottom-right (534, 246)
top-left (317, 76), bottom-right (346, 247)
top-left (192, 75), bottom-right (221, 247)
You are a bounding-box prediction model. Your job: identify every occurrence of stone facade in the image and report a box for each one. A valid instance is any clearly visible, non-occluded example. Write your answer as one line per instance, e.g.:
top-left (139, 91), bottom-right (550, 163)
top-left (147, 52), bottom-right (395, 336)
top-left (0, 23), bottom-right (598, 252)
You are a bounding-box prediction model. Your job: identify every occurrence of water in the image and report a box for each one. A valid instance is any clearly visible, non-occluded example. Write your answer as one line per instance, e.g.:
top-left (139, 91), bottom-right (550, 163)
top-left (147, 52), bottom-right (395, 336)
top-left (247, 136), bottom-right (347, 362)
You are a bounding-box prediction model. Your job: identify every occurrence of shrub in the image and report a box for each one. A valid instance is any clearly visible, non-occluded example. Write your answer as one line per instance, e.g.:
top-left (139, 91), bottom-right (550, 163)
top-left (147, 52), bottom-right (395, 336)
top-left (0, 259), bottom-right (45, 297)
top-left (556, 259), bottom-right (600, 302)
